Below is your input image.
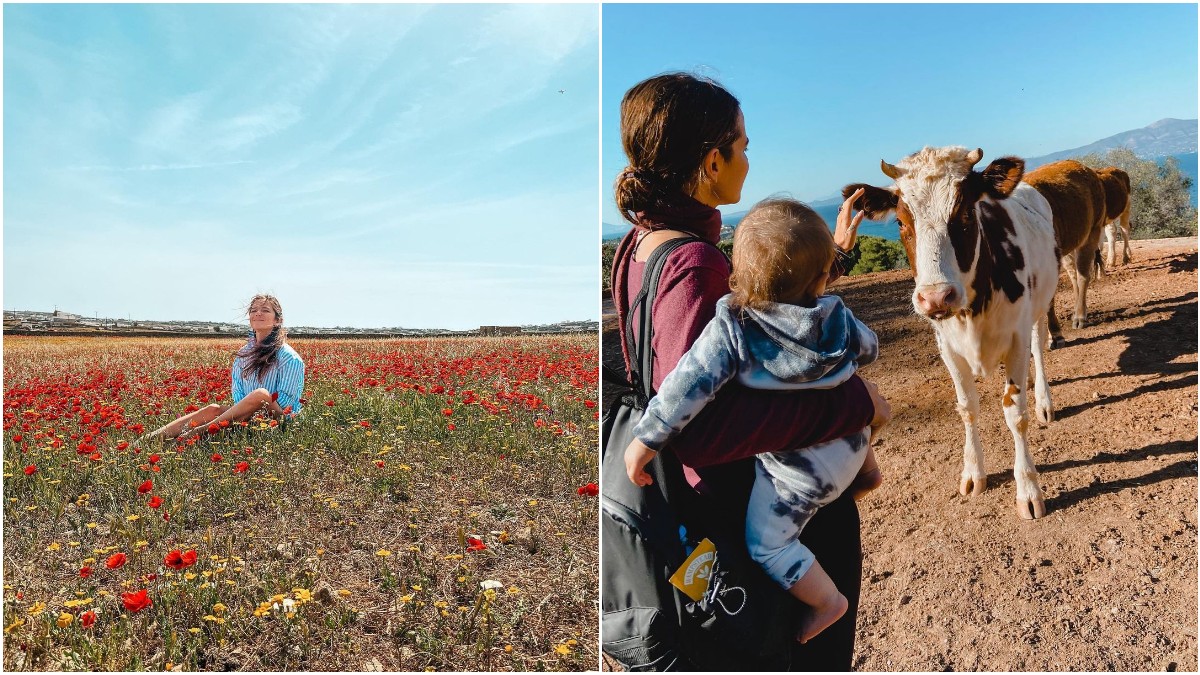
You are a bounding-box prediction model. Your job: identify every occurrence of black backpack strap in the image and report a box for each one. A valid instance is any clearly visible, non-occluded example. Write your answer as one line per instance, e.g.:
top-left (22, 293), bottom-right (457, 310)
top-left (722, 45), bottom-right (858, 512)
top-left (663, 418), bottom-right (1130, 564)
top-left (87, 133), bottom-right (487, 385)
top-left (625, 235), bottom-right (706, 401)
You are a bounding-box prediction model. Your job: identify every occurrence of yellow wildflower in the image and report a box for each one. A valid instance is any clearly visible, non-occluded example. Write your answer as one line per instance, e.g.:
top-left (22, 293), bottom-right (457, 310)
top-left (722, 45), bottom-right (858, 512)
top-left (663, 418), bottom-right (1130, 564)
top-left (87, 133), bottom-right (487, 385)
top-left (28, 601), bottom-right (46, 615)
top-left (56, 612), bottom-right (73, 628)
top-left (45, 542), bottom-right (62, 552)
top-left (212, 603), bottom-right (227, 615)
top-left (4, 618), bottom-right (25, 634)
top-left (555, 645), bottom-right (572, 656)
top-left (337, 589), bottom-right (351, 598)
top-left (376, 549), bottom-right (392, 557)
top-left (188, 627), bottom-right (201, 634)
top-left (126, 515), bottom-right (140, 522)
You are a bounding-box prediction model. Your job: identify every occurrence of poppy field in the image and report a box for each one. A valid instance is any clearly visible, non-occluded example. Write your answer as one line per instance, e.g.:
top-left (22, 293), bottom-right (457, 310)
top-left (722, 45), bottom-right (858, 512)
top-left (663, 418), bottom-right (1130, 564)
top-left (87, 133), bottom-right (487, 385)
top-left (2, 335), bottom-right (599, 671)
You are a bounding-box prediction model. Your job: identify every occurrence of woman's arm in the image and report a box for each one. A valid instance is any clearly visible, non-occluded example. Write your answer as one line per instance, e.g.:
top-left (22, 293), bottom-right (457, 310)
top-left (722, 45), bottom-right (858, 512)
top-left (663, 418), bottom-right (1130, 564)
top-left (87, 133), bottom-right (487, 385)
top-left (669, 374), bottom-right (877, 468)
top-left (271, 355), bottom-right (305, 417)
top-left (231, 361), bottom-right (248, 404)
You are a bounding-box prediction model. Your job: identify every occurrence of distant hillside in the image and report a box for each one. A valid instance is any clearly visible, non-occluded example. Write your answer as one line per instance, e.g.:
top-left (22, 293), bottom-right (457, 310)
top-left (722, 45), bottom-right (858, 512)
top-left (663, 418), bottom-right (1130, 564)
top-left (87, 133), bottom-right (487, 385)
top-left (1024, 118), bottom-right (1197, 168)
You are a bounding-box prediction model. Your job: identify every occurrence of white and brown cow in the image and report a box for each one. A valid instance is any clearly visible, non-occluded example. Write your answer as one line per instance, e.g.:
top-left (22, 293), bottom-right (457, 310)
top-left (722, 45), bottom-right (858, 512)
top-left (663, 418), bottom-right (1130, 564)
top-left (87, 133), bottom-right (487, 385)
top-left (1097, 166), bottom-right (1133, 269)
top-left (1022, 160), bottom-right (1108, 346)
top-left (845, 146), bottom-right (1058, 519)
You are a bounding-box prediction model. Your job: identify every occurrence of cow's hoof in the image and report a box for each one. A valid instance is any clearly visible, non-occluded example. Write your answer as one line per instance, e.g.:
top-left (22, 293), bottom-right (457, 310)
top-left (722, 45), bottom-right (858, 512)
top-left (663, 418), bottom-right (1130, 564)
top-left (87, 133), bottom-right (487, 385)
top-left (1072, 317), bottom-right (1087, 330)
top-left (1036, 402), bottom-right (1054, 424)
top-left (1017, 496), bottom-right (1047, 520)
top-left (960, 474), bottom-right (986, 496)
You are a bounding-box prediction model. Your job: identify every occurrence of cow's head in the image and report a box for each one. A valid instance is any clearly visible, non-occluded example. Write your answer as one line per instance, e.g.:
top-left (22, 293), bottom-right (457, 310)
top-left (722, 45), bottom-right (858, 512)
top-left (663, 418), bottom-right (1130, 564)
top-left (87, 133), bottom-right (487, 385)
top-left (843, 146), bottom-right (1025, 320)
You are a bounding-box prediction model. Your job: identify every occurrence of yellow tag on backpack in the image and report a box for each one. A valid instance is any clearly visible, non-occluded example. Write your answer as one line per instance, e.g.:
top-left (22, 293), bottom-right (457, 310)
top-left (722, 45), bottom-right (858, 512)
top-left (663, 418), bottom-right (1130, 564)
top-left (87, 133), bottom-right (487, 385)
top-left (669, 538), bottom-right (716, 601)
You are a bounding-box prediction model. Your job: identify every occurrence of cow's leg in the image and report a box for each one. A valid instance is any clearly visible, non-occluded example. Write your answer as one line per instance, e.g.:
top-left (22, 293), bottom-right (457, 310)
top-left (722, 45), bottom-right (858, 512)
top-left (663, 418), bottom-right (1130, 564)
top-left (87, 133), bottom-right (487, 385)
top-left (1031, 315), bottom-right (1054, 424)
top-left (940, 348), bottom-right (986, 496)
top-left (1069, 246), bottom-right (1096, 329)
top-left (1002, 336), bottom-right (1046, 519)
top-left (1046, 305), bottom-right (1065, 349)
top-left (1103, 221), bottom-right (1118, 269)
top-left (1119, 209), bottom-right (1132, 265)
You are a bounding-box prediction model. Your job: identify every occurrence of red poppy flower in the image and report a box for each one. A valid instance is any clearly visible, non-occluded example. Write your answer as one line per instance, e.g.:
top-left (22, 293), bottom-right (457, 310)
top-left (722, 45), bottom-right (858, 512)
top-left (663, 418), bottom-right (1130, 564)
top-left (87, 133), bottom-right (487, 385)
top-left (23, 465), bottom-right (36, 476)
top-left (164, 549), bottom-right (197, 570)
top-left (442, 408), bottom-right (454, 416)
top-left (447, 423), bottom-right (456, 431)
top-left (360, 420), bottom-right (371, 428)
top-left (325, 400), bottom-right (335, 407)
top-left (105, 552), bottom-right (127, 570)
top-left (12, 434), bottom-right (23, 443)
top-left (206, 423), bottom-right (219, 434)
top-left (210, 453), bottom-right (222, 462)
top-left (89, 452), bottom-right (103, 461)
top-left (137, 480), bottom-right (153, 494)
top-left (466, 537), bottom-right (487, 552)
top-left (80, 566), bottom-right (93, 578)
top-left (219, 420), bottom-right (230, 428)
top-left (576, 482), bottom-right (599, 497)
top-left (117, 441), bottom-right (130, 451)
top-left (147, 496), bottom-right (163, 509)
top-left (375, 460), bottom-right (385, 468)
top-left (271, 392), bottom-right (279, 401)
top-left (121, 589), bottom-right (152, 613)
top-left (80, 609), bottom-right (97, 628)
top-left (268, 419), bottom-right (278, 427)
top-left (233, 461), bottom-right (249, 474)
top-left (148, 454), bottom-right (161, 465)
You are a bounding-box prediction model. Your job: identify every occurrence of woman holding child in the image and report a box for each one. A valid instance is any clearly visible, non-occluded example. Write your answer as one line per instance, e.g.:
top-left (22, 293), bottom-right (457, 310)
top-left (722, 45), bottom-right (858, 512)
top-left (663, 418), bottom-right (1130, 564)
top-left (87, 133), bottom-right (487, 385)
top-left (147, 294), bottom-right (305, 441)
top-left (609, 73), bottom-right (891, 669)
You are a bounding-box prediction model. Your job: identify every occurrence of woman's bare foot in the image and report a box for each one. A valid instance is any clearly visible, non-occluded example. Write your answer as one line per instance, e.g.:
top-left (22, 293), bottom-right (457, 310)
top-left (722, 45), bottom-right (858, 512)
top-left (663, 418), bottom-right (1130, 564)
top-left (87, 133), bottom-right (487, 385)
top-left (848, 467), bottom-right (883, 500)
top-left (798, 591), bottom-right (848, 644)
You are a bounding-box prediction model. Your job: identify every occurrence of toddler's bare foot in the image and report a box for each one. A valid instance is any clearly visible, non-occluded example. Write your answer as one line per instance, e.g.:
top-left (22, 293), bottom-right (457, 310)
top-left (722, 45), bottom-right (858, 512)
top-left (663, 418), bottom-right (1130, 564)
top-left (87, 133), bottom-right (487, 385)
top-left (797, 591), bottom-right (848, 644)
top-left (848, 467), bottom-right (883, 500)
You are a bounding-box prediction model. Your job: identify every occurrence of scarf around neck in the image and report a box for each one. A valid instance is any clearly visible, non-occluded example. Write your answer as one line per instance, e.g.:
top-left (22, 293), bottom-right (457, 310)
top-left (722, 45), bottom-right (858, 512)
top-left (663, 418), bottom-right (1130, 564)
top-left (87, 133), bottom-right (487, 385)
top-left (610, 193), bottom-right (724, 376)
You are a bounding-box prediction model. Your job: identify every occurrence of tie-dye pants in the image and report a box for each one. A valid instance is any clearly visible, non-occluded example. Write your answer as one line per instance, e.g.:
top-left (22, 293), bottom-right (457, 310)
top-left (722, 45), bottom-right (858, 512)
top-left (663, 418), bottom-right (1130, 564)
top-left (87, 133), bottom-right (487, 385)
top-left (746, 427), bottom-right (872, 589)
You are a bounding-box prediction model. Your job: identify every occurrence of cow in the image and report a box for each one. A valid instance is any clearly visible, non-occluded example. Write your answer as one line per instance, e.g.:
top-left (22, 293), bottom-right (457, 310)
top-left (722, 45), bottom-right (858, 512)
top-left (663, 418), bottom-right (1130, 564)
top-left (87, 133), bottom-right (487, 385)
top-left (844, 146), bottom-right (1058, 519)
top-left (1097, 167), bottom-right (1133, 269)
top-left (1022, 160), bottom-right (1108, 347)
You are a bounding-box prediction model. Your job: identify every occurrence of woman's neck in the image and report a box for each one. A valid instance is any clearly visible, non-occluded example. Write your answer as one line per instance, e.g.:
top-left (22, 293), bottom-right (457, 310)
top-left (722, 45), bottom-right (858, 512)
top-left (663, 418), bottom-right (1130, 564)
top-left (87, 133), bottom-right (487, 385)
top-left (254, 328), bottom-right (274, 342)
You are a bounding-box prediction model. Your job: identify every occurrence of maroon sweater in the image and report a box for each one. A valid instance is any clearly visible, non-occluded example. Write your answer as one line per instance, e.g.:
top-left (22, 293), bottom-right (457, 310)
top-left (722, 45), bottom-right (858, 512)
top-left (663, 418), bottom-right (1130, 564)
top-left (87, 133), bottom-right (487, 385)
top-left (612, 200), bottom-right (875, 486)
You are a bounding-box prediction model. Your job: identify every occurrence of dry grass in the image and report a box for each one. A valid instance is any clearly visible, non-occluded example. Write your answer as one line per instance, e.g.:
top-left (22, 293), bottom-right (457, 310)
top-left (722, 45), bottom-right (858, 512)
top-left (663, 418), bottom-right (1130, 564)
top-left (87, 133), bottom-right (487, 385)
top-left (3, 335), bottom-right (598, 671)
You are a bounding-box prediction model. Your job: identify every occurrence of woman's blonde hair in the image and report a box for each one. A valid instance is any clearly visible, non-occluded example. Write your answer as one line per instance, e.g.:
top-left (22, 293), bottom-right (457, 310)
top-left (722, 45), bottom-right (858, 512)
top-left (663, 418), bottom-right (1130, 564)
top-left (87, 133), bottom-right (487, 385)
top-left (729, 198), bottom-right (835, 310)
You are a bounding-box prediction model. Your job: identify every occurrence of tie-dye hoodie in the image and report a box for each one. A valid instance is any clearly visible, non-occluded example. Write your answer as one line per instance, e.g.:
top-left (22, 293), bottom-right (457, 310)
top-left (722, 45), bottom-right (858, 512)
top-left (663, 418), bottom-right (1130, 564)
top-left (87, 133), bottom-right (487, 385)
top-left (634, 294), bottom-right (878, 451)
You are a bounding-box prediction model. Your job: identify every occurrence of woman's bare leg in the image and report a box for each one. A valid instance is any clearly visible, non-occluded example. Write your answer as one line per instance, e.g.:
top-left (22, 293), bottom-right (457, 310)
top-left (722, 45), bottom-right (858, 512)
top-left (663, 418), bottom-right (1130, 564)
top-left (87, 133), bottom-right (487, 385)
top-left (146, 404), bottom-right (226, 440)
top-left (179, 389), bottom-right (273, 440)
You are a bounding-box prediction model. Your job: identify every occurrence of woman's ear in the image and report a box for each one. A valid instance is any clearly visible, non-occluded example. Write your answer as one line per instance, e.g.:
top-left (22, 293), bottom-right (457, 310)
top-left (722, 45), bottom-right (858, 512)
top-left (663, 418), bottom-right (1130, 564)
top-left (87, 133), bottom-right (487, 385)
top-left (701, 146), bottom-right (723, 182)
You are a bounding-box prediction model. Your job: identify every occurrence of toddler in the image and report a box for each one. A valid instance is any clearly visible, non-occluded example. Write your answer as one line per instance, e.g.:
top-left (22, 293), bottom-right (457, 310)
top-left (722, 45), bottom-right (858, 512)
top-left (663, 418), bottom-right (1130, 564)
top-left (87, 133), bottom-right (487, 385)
top-left (625, 197), bottom-right (883, 644)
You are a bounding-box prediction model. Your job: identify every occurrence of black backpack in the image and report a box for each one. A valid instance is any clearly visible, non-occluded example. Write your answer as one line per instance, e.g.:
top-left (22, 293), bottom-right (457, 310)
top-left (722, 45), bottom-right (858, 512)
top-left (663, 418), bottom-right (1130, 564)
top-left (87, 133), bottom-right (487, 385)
top-left (600, 236), bottom-right (796, 671)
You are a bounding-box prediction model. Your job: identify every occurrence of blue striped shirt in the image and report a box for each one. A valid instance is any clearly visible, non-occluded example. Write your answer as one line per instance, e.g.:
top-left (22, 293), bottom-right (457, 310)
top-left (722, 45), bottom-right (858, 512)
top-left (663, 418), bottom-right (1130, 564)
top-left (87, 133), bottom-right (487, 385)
top-left (232, 342), bottom-right (305, 416)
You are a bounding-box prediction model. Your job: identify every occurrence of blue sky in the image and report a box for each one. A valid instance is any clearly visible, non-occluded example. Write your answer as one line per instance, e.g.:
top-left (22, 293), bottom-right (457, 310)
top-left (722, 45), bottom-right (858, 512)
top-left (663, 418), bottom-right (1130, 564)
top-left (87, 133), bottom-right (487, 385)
top-left (4, 4), bottom-right (599, 329)
top-left (603, 3), bottom-right (1198, 227)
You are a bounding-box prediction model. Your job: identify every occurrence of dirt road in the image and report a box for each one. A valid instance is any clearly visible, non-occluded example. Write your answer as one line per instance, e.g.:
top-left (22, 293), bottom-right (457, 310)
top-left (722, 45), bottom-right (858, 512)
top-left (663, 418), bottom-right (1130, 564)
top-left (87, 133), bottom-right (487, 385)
top-left (602, 237), bottom-right (1198, 671)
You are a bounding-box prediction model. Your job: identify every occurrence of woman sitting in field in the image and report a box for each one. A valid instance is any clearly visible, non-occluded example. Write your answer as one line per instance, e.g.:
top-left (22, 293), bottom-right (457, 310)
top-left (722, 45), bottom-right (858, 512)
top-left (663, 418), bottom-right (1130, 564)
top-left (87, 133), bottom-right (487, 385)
top-left (147, 294), bottom-right (305, 441)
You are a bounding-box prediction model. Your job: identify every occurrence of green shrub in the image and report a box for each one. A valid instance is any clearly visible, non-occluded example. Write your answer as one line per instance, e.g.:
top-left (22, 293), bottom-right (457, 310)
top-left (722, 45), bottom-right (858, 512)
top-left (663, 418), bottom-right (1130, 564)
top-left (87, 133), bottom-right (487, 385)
top-left (1074, 147), bottom-right (1198, 238)
top-left (849, 235), bottom-right (909, 275)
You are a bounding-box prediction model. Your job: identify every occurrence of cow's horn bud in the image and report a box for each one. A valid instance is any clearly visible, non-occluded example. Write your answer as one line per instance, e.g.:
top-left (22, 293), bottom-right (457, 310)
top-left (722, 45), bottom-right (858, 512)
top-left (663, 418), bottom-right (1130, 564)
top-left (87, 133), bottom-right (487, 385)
top-left (880, 160), bottom-right (903, 180)
top-left (966, 148), bottom-right (984, 166)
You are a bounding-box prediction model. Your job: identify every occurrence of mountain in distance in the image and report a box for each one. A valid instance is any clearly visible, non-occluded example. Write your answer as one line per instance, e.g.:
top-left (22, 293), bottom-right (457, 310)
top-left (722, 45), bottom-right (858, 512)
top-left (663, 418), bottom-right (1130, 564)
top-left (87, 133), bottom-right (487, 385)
top-left (1023, 118), bottom-right (1197, 169)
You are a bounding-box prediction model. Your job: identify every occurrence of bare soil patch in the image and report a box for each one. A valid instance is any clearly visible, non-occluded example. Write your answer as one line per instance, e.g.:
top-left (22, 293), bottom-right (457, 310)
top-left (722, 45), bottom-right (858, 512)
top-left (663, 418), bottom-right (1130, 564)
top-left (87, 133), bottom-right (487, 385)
top-left (602, 237), bottom-right (1198, 671)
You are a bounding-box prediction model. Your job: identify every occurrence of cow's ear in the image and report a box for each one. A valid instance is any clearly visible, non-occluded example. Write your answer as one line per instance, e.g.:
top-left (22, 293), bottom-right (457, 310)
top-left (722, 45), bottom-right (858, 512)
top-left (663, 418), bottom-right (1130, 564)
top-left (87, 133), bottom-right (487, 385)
top-left (843, 183), bottom-right (899, 220)
top-left (981, 157), bottom-right (1024, 198)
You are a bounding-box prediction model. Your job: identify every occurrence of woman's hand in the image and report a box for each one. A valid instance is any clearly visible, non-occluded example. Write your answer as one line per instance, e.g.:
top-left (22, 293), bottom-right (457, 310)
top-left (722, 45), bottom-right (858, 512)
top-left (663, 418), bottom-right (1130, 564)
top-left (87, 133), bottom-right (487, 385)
top-left (834, 187), bottom-right (867, 253)
top-left (862, 377), bottom-right (892, 434)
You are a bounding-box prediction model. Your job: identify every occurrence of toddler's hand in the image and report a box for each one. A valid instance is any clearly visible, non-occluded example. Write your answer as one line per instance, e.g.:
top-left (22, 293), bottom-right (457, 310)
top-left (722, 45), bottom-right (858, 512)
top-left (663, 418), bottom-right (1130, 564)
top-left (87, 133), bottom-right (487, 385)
top-left (624, 439), bottom-right (658, 487)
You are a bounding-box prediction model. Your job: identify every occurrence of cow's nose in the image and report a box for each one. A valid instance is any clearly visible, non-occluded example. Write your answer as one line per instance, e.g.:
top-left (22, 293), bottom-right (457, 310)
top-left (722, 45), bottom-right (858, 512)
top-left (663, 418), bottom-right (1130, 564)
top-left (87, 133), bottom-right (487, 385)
top-left (916, 285), bottom-right (959, 317)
